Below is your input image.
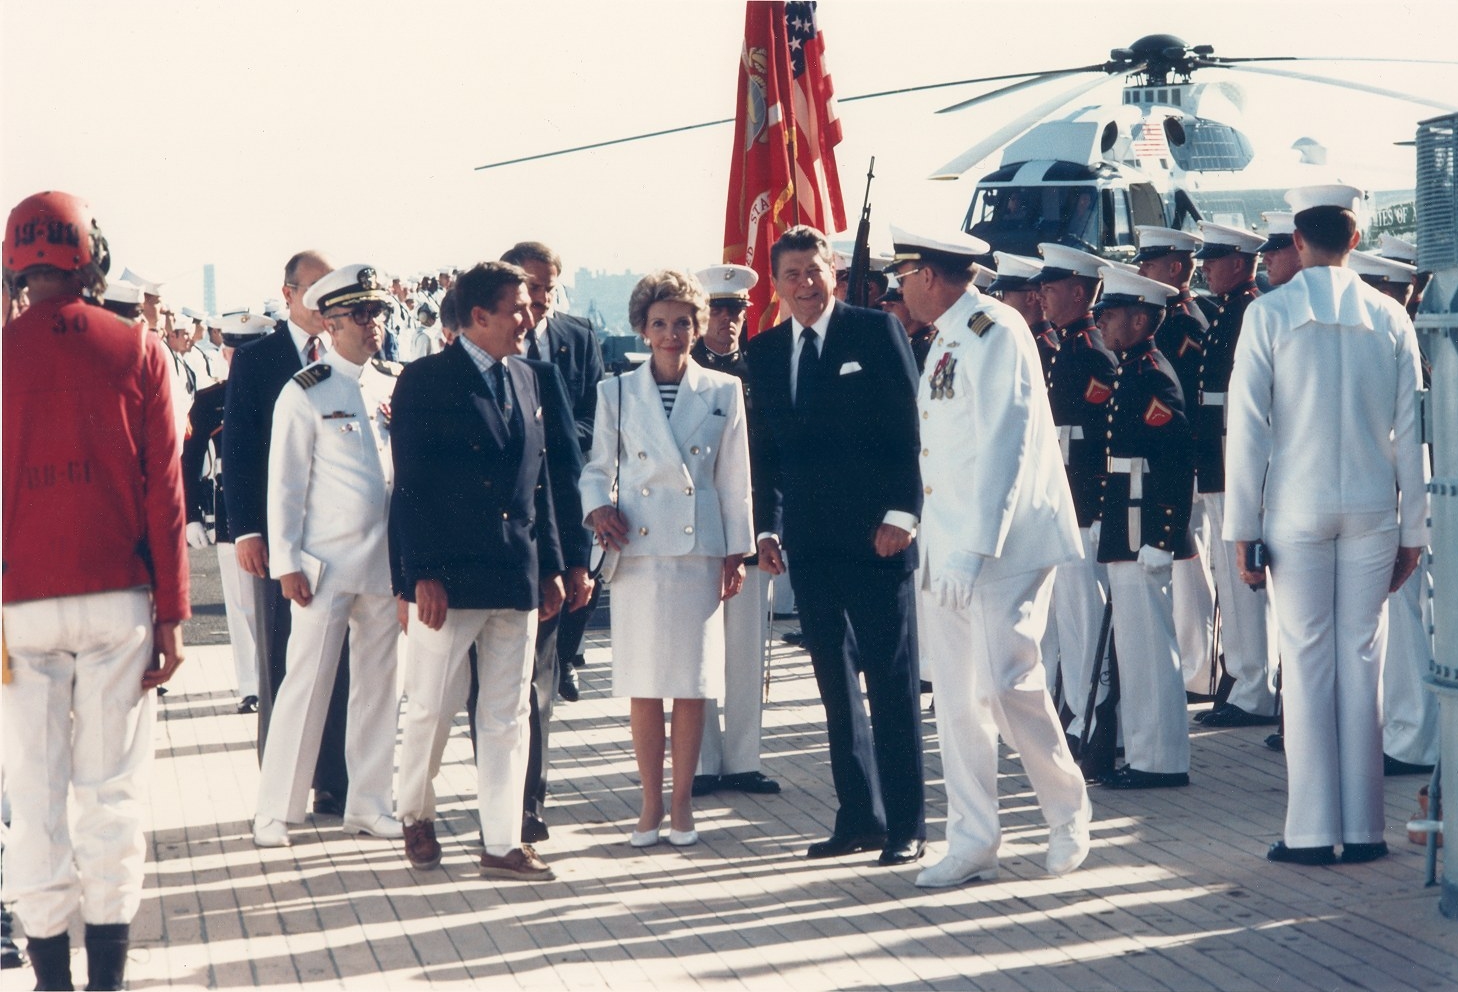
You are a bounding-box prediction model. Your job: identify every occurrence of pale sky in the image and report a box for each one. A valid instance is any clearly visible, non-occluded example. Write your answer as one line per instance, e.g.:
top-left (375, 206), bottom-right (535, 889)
top-left (4, 0), bottom-right (1456, 314)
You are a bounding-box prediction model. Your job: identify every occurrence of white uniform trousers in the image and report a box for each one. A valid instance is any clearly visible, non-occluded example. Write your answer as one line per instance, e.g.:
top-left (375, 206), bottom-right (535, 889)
top-left (920, 567), bottom-right (1088, 861)
top-left (1, 589), bottom-right (154, 937)
top-left (1107, 561), bottom-right (1190, 774)
top-left (1051, 526), bottom-right (1109, 739)
top-left (397, 606), bottom-right (537, 856)
top-left (215, 541), bottom-right (259, 698)
top-left (1382, 559), bottom-right (1438, 765)
top-left (1172, 494), bottom-right (1217, 694)
top-left (255, 584), bottom-right (399, 823)
top-left (1266, 509), bottom-right (1396, 847)
top-left (1201, 492), bottom-right (1278, 715)
top-left (699, 568), bottom-right (770, 777)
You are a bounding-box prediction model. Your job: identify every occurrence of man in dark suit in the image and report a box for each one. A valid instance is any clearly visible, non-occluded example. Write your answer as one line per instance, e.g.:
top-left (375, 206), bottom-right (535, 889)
top-left (494, 242), bottom-right (602, 846)
top-left (221, 250), bottom-right (350, 813)
top-left (745, 225), bottom-right (927, 867)
top-left (391, 260), bottom-right (586, 881)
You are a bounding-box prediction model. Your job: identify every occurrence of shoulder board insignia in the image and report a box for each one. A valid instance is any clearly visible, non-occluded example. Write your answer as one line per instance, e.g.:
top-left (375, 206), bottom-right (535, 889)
top-left (292, 364), bottom-right (332, 389)
top-left (1084, 377), bottom-right (1112, 405)
top-left (371, 358), bottom-right (403, 377)
top-left (968, 313), bottom-right (994, 337)
top-left (1144, 398), bottom-right (1174, 427)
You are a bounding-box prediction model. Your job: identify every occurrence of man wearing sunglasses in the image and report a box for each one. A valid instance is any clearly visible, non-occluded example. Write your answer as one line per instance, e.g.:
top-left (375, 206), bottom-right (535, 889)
top-left (252, 264), bottom-right (404, 847)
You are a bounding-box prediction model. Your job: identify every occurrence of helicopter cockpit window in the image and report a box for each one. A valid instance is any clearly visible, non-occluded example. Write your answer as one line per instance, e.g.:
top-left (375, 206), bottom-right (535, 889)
top-left (966, 184), bottom-right (1104, 255)
top-left (1107, 190), bottom-right (1134, 247)
top-left (1168, 119), bottom-right (1255, 173)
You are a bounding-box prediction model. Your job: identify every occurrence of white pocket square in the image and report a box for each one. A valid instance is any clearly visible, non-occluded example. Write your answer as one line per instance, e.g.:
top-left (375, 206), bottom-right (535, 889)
top-left (839, 361), bottom-right (862, 375)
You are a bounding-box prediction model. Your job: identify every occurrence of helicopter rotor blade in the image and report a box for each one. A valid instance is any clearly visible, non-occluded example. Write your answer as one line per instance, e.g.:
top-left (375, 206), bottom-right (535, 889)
top-left (842, 63), bottom-right (1111, 106)
top-left (1203, 55), bottom-right (1458, 67)
top-left (1198, 61), bottom-right (1458, 112)
top-left (928, 70), bottom-right (1135, 181)
top-left (934, 65), bottom-right (1111, 115)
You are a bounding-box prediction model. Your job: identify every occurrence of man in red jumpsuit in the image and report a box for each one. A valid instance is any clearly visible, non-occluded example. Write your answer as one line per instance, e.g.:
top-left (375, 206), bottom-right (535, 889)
top-left (2, 191), bottom-right (189, 991)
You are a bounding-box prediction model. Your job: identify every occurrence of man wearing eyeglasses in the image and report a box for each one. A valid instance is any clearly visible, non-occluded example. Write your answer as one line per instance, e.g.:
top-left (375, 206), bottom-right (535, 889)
top-left (251, 264), bottom-right (403, 847)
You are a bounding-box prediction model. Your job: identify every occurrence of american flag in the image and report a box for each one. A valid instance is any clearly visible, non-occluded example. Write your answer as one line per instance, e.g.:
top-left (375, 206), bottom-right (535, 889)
top-left (723, 1), bottom-right (847, 336)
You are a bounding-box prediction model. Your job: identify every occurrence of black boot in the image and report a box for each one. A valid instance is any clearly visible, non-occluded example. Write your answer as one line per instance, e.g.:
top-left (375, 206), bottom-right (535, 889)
top-left (83, 924), bottom-right (128, 991)
top-left (26, 932), bottom-right (73, 991)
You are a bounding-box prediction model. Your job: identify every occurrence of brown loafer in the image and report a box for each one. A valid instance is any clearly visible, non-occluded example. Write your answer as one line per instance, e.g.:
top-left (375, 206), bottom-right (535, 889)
top-left (404, 819), bottom-right (441, 870)
top-left (479, 845), bottom-right (555, 881)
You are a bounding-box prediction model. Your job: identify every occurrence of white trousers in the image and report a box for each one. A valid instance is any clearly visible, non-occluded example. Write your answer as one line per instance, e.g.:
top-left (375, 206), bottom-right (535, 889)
top-left (1266, 509), bottom-right (1396, 847)
top-left (1201, 493), bottom-right (1278, 715)
top-left (920, 567), bottom-right (1087, 861)
top-left (1, 589), bottom-right (154, 937)
top-left (1382, 559), bottom-right (1439, 765)
top-left (1172, 493), bottom-right (1217, 694)
top-left (1108, 561), bottom-right (1190, 774)
top-left (397, 606), bottom-right (537, 856)
top-left (255, 584), bottom-right (399, 823)
top-left (699, 569), bottom-right (770, 777)
top-left (1051, 527), bottom-right (1109, 739)
top-left (216, 541), bottom-right (259, 697)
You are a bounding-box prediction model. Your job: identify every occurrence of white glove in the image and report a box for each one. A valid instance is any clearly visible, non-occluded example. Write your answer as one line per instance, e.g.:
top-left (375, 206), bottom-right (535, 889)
top-left (186, 521), bottom-right (211, 548)
top-left (1136, 545), bottom-right (1173, 573)
top-left (933, 551), bottom-right (986, 612)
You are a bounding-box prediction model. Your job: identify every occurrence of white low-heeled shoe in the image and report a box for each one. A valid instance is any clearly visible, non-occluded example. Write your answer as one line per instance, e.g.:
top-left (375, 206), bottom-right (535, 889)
top-left (1046, 796), bottom-right (1092, 876)
top-left (629, 828), bottom-right (660, 848)
top-left (914, 853), bottom-right (997, 888)
top-left (667, 829), bottom-right (698, 847)
top-left (343, 814), bottom-right (404, 839)
top-left (253, 817), bottom-right (291, 848)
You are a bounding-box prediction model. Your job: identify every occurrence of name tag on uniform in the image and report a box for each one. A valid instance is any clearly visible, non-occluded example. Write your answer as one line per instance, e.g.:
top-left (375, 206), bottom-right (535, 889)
top-left (322, 410), bottom-right (358, 420)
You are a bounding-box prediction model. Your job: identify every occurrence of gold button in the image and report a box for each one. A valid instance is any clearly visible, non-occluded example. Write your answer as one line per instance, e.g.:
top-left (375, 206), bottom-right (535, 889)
top-left (1165, 508), bottom-right (1173, 515)
top-left (501, 512), bottom-right (509, 520)
top-left (684, 525), bottom-right (694, 534)
top-left (684, 487), bottom-right (693, 496)
top-left (924, 485), bottom-right (933, 495)
top-left (690, 445), bottom-right (701, 455)
top-left (1105, 431), bottom-right (1113, 439)
top-left (922, 411), bottom-right (929, 420)
top-left (922, 448), bottom-right (929, 457)
top-left (641, 487), bottom-right (651, 496)
top-left (639, 526), bottom-right (649, 536)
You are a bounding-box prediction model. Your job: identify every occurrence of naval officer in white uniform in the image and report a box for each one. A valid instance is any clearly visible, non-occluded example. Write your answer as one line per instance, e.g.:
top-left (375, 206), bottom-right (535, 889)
top-left (253, 263), bottom-right (404, 848)
top-left (1225, 185), bottom-right (1428, 866)
top-left (889, 226), bottom-right (1090, 888)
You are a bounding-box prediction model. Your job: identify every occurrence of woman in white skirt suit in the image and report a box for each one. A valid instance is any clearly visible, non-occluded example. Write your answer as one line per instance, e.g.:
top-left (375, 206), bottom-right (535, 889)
top-left (582, 270), bottom-right (754, 847)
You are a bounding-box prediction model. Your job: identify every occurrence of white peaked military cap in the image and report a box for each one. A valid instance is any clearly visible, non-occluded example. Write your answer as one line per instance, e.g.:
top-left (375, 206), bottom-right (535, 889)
top-left (890, 225), bottom-right (991, 267)
top-left (1094, 265), bottom-right (1179, 310)
top-left (1286, 183), bottom-right (1364, 216)
top-left (971, 263), bottom-right (996, 290)
top-left (987, 252), bottom-right (1044, 292)
top-left (302, 263), bottom-right (395, 311)
top-left (1133, 225), bottom-right (1203, 261)
top-left (101, 280), bottom-right (145, 305)
top-left (1377, 233), bottom-right (1418, 264)
top-left (262, 298), bottom-right (286, 319)
top-left (1258, 211), bottom-right (1296, 253)
top-left (832, 249), bottom-right (853, 272)
top-left (205, 313), bottom-right (222, 329)
top-left (118, 266), bottom-right (163, 295)
top-left (1194, 221), bottom-right (1265, 258)
top-left (219, 310), bottom-right (276, 346)
top-left (179, 306), bottom-right (205, 322)
top-left (1349, 250), bottom-right (1417, 285)
top-left (695, 263), bottom-right (758, 302)
top-left (1031, 242), bottom-right (1106, 284)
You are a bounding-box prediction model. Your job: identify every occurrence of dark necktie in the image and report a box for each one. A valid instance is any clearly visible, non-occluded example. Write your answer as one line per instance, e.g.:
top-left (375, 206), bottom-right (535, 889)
top-left (527, 332), bottom-right (542, 362)
top-left (305, 336), bottom-right (321, 363)
top-left (489, 362), bottom-right (508, 414)
top-left (796, 327), bottom-right (820, 409)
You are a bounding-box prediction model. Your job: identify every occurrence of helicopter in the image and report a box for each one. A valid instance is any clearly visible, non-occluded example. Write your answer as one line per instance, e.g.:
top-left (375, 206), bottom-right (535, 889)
top-left (931, 34), bottom-right (1456, 258)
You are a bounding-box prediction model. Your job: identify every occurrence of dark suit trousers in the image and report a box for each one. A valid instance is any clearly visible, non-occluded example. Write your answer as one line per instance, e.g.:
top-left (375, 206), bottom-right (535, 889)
top-left (255, 575), bottom-right (351, 801)
top-left (790, 561), bottom-right (925, 843)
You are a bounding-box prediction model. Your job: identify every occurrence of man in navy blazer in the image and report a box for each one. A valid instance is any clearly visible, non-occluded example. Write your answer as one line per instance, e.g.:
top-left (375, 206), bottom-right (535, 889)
top-left (390, 260), bottom-right (586, 881)
top-left (222, 250), bottom-right (350, 812)
top-left (745, 225), bottom-right (927, 867)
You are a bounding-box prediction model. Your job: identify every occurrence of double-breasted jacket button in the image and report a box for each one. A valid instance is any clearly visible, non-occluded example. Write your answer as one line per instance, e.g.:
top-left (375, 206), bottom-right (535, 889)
top-left (639, 526), bottom-right (650, 536)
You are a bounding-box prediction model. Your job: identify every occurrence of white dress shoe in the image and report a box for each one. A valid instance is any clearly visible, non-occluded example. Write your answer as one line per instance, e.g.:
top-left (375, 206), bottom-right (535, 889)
top-left (1046, 797), bottom-right (1092, 876)
top-left (343, 814), bottom-right (404, 839)
top-left (914, 853), bottom-right (997, 888)
top-left (667, 829), bottom-right (698, 847)
top-left (253, 817), bottom-right (291, 848)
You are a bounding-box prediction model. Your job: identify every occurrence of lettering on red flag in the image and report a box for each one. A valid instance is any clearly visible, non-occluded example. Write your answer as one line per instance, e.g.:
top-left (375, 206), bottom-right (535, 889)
top-left (1144, 398), bottom-right (1174, 427)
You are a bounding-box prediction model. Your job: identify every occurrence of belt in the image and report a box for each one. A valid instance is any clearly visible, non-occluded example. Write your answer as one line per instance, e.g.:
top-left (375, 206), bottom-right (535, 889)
top-left (1106, 456), bottom-right (1148, 552)
top-left (1198, 390), bottom-right (1225, 406)
top-left (1057, 424), bottom-right (1084, 465)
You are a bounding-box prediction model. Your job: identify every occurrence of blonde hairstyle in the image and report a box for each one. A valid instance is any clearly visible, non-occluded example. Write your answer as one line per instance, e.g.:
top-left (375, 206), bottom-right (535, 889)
top-left (628, 269), bottom-right (709, 335)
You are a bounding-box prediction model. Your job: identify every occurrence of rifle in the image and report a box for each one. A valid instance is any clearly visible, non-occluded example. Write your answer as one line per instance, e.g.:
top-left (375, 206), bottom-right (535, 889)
top-left (846, 157), bottom-right (875, 308)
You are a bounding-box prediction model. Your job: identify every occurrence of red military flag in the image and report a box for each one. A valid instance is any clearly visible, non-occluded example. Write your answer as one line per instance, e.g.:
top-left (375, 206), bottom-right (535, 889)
top-left (723, 1), bottom-right (846, 336)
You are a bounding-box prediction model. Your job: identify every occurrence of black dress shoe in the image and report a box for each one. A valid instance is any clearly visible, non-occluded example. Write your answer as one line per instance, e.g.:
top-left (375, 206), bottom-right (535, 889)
top-left (1199, 703), bottom-right (1278, 728)
top-left (919, 680), bottom-right (934, 694)
top-left (1265, 732), bottom-right (1285, 753)
top-left (521, 815), bottom-right (550, 844)
top-left (558, 664), bottom-right (580, 703)
top-left (1267, 841), bottom-right (1336, 866)
top-left (313, 792), bottom-right (345, 817)
top-left (237, 695), bottom-right (259, 714)
top-left (718, 771), bottom-right (781, 794)
top-left (781, 628), bottom-right (805, 646)
top-left (1340, 841), bottom-right (1388, 864)
top-left (806, 831), bottom-right (886, 859)
top-left (568, 653), bottom-right (586, 669)
top-left (1100, 766), bottom-right (1190, 790)
top-left (1383, 754), bottom-right (1435, 777)
top-left (691, 774), bottom-right (720, 798)
top-left (878, 838), bottom-right (926, 866)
